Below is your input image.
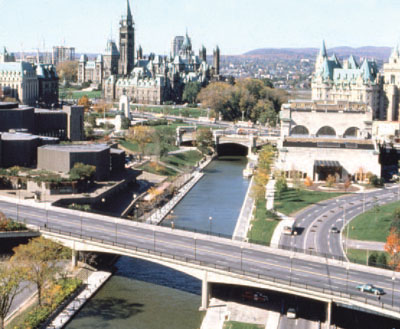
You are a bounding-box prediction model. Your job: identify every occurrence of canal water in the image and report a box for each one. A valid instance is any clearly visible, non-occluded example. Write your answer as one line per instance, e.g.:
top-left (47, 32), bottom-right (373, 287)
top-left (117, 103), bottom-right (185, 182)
top-left (65, 156), bottom-right (249, 329)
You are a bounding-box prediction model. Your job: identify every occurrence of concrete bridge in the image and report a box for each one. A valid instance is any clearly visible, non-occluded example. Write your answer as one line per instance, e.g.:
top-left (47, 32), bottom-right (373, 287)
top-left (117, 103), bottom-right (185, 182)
top-left (1, 197), bottom-right (400, 326)
top-left (176, 127), bottom-right (279, 155)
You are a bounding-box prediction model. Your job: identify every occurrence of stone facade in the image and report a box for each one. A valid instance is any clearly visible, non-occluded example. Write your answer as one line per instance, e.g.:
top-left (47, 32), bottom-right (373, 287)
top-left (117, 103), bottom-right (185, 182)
top-left (277, 100), bottom-right (380, 180)
top-left (383, 46), bottom-right (400, 121)
top-left (0, 51), bottom-right (58, 106)
top-left (311, 41), bottom-right (382, 119)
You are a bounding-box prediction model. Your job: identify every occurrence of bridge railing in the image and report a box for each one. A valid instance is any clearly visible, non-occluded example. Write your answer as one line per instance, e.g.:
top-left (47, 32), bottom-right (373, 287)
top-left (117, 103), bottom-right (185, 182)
top-left (160, 222), bottom-right (393, 270)
top-left (36, 224), bottom-right (400, 316)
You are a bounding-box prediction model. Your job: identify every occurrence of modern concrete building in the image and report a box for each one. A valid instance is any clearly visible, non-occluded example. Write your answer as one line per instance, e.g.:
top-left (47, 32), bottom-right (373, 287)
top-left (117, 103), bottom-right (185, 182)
top-left (0, 102), bottom-right (84, 142)
top-left (0, 132), bottom-right (58, 168)
top-left (37, 144), bottom-right (125, 180)
top-left (52, 46), bottom-right (75, 66)
top-left (171, 36), bottom-right (184, 58)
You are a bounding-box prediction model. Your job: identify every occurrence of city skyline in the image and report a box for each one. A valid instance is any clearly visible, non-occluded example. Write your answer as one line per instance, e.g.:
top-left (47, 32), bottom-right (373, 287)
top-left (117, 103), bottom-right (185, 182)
top-left (1, 0), bottom-right (400, 56)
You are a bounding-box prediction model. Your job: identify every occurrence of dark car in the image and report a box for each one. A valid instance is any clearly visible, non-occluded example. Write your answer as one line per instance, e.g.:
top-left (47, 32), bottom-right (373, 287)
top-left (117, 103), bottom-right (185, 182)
top-left (241, 291), bottom-right (269, 302)
top-left (330, 226), bottom-right (340, 233)
top-left (356, 283), bottom-right (385, 295)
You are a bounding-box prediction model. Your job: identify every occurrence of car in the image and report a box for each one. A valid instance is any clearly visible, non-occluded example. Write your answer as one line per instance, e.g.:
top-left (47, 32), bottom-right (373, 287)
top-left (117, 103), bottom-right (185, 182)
top-left (287, 308), bottom-right (297, 319)
top-left (330, 226), bottom-right (340, 233)
top-left (241, 291), bottom-right (269, 302)
top-left (356, 283), bottom-right (385, 295)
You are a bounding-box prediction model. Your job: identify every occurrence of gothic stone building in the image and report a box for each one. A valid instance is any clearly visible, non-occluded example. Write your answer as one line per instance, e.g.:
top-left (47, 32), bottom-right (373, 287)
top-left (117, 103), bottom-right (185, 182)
top-left (78, 1), bottom-right (220, 105)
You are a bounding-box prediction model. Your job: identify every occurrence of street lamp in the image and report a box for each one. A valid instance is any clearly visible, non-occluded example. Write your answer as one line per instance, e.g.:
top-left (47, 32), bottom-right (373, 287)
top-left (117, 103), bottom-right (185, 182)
top-left (346, 263), bottom-right (350, 294)
top-left (289, 254), bottom-right (294, 285)
top-left (170, 210), bottom-right (174, 229)
top-left (392, 275), bottom-right (396, 307)
top-left (209, 216), bottom-right (213, 235)
top-left (17, 184), bottom-right (21, 222)
top-left (135, 204), bottom-right (139, 221)
top-left (240, 246), bottom-right (244, 272)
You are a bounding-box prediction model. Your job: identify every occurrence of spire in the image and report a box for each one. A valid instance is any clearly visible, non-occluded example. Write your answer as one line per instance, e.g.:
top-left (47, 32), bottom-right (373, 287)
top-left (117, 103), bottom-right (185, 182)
top-left (127, 0), bottom-right (133, 23)
top-left (391, 44), bottom-right (400, 59)
top-left (319, 40), bottom-right (327, 58)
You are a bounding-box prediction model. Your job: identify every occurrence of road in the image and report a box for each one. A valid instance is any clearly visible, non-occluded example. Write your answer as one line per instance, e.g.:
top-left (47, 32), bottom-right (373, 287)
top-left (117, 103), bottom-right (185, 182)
top-left (1, 198), bottom-right (400, 322)
top-left (280, 186), bottom-right (400, 259)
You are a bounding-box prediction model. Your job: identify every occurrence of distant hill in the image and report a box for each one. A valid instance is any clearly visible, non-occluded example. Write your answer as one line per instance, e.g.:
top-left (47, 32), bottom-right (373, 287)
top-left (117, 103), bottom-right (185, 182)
top-left (244, 46), bottom-right (392, 61)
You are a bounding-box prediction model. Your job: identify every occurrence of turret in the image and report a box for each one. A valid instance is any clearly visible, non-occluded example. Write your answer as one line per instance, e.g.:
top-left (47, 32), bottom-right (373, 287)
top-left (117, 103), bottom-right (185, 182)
top-left (213, 46), bottom-right (220, 75)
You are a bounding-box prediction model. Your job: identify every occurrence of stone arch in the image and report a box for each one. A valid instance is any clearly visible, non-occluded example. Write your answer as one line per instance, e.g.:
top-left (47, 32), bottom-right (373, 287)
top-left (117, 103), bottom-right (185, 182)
top-left (343, 127), bottom-right (360, 138)
top-left (290, 125), bottom-right (309, 136)
top-left (316, 126), bottom-right (336, 137)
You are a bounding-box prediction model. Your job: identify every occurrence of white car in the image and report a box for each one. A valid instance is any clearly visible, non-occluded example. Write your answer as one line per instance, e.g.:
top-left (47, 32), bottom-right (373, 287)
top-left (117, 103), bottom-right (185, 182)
top-left (287, 308), bottom-right (297, 319)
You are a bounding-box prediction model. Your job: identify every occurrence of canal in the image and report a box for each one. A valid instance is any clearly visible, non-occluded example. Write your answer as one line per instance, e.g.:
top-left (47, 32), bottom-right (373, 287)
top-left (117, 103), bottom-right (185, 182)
top-left (65, 156), bottom-right (249, 329)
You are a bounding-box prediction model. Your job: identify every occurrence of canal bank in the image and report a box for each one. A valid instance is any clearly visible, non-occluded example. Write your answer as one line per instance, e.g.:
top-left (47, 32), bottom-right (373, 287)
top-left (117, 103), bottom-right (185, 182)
top-left (64, 156), bottom-right (249, 329)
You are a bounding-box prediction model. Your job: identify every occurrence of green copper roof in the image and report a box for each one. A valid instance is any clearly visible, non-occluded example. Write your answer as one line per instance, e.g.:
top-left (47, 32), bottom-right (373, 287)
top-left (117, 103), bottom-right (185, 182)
top-left (319, 40), bottom-right (327, 58)
top-left (348, 55), bottom-right (358, 69)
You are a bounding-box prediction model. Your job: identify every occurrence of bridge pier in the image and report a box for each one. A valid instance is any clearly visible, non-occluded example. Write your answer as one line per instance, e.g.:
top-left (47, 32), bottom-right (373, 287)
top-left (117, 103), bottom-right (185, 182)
top-left (326, 300), bottom-right (332, 327)
top-left (200, 271), bottom-right (211, 311)
top-left (71, 249), bottom-right (78, 269)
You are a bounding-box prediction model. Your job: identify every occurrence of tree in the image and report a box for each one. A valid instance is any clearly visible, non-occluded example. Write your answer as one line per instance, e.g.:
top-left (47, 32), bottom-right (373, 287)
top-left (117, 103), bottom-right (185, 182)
top-left (196, 128), bottom-right (213, 155)
top-left (344, 176), bottom-right (351, 192)
top-left (127, 126), bottom-right (154, 157)
top-left (69, 163), bottom-right (96, 181)
top-left (182, 82), bottom-right (201, 104)
top-left (275, 174), bottom-right (288, 199)
top-left (385, 228), bottom-right (400, 271)
top-left (326, 174), bottom-right (336, 188)
top-left (392, 207), bottom-right (400, 232)
top-left (56, 61), bottom-right (78, 83)
top-left (78, 95), bottom-right (91, 112)
top-left (304, 176), bottom-right (313, 188)
top-left (11, 237), bottom-right (69, 306)
top-left (120, 117), bottom-right (131, 130)
top-left (0, 264), bottom-right (25, 329)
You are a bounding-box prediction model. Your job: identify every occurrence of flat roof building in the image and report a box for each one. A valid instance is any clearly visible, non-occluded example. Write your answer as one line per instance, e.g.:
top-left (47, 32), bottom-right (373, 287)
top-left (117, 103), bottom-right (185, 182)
top-left (37, 144), bottom-right (124, 180)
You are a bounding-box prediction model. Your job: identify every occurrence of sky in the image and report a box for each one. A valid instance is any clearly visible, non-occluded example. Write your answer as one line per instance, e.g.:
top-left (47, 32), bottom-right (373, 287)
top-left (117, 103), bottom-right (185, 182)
top-left (1, 0), bottom-right (400, 55)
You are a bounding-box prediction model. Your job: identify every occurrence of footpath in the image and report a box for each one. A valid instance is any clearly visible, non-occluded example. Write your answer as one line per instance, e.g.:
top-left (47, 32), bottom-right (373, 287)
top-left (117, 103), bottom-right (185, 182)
top-left (146, 155), bottom-right (214, 225)
top-left (232, 176), bottom-right (255, 241)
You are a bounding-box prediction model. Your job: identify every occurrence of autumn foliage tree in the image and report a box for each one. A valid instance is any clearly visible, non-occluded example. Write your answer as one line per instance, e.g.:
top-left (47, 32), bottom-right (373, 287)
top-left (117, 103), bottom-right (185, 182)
top-left (385, 228), bottom-right (400, 271)
top-left (0, 264), bottom-right (25, 329)
top-left (127, 126), bottom-right (155, 158)
top-left (78, 95), bottom-right (91, 112)
top-left (251, 145), bottom-right (275, 201)
top-left (11, 237), bottom-right (70, 306)
top-left (56, 61), bottom-right (78, 83)
top-left (304, 176), bottom-right (313, 188)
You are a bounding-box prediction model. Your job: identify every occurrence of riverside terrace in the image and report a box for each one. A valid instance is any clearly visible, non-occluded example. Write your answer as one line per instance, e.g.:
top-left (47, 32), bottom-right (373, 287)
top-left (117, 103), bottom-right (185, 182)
top-left (0, 196), bottom-right (400, 326)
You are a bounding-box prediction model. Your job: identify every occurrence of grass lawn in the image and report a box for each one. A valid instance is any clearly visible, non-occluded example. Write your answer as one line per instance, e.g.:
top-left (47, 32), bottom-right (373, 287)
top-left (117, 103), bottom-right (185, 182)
top-left (60, 89), bottom-right (102, 99)
top-left (247, 200), bottom-right (280, 246)
top-left (274, 188), bottom-right (344, 216)
top-left (140, 106), bottom-right (209, 118)
top-left (118, 139), bottom-right (178, 154)
top-left (5, 300), bottom-right (38, 329)
top-left (139, 162), bottom-right (178, 176)
top-left (347, 248), bottom-right (388, 267)
top-left (161, 150), bottom-right (203, 170)
top-left (223, 321), bottom-right (264, 329)
top-left (344, 201), bottom-right (400, 242)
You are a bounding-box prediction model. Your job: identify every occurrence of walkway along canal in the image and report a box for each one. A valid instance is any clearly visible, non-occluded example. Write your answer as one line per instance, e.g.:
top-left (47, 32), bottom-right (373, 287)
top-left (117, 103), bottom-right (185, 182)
top-left (65, 156), bottom-right (249, 329)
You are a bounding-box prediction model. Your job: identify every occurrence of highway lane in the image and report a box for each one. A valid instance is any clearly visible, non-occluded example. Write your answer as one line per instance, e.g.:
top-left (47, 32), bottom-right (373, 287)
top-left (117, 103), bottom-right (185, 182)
top-left (1, 199), bottom-right (400, 313)
top-left (280, 186), bottom-right (400, 259)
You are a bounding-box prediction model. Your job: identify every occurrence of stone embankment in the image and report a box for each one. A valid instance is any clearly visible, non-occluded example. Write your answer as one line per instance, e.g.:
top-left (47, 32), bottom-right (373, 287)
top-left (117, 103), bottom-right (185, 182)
top-left (45, 271), bottom-right (111, 329)
top-left (146, 155), bottom-right (214, 225)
